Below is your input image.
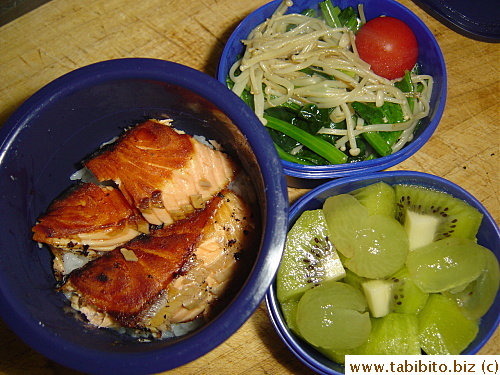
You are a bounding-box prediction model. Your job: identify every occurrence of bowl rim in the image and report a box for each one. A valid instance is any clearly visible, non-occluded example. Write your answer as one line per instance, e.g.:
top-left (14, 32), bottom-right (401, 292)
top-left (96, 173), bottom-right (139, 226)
top-left (216, 0), bottom-right (448, 180)
top-left (266, 170), bottom-right (500, 375)
top-left (0, 58), bottom-right (289, 375)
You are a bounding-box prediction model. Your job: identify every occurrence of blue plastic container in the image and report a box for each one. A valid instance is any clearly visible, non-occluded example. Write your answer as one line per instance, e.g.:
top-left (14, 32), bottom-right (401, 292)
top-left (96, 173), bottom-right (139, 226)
top-left (266, 171), bottom-right (499, 375)
top-left (217, 0), bottom-right (447, 188)
top-left (0, 58), bottom-right (289, 375)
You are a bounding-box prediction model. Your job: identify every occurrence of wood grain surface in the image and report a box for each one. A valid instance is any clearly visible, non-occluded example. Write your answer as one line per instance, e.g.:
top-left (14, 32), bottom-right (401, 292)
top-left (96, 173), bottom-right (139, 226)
top-left (0, 0), bottom-right (498, 374)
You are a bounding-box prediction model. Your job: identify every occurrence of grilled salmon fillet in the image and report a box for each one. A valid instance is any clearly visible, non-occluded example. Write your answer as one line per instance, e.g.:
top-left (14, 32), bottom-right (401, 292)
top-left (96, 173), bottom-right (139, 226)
top-left (84, 119), bottom-right (238, 226)
top-left (62, 189), bottom-right (256, 331)
top-left (32, 182), bottom-right (149, 252)
top-left (32, 182), bottom-right (150, 279)
top-left (144, 189), bottom-right (257, 333)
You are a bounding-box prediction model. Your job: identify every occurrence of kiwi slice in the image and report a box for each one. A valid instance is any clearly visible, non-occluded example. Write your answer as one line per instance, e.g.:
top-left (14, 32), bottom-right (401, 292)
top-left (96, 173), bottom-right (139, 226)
top-left (350, 181), bottom-right (396, 218)
top-left (394, 184), bottom-right (483, 250)
top-left (390, 267), bottom-right (429, 314)
top-left (276, 209), bottom-right (345, 303)
top-left (363, 313), bottom-right (421, 355)
top-left (418, 294), bottom-right (479, 355)
top-left (320, 313), bottom-right (421, 359)
top-left (279, 297), bottom-right (301, 336)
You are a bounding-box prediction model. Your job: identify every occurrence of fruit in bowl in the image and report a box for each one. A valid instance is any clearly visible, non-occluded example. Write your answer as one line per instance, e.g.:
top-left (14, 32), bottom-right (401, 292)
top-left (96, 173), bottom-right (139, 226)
top-left (267, 171), bottom-right (499, 374)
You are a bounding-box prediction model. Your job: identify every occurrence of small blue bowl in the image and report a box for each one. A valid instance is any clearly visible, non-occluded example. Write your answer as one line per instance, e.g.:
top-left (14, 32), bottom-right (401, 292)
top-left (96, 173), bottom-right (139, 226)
top-left (0, 58), bottom-right (289, 375)
top-left (217, 0), bottom-right (447, 188)
top-left (266, 171), bottom-right (499, 375)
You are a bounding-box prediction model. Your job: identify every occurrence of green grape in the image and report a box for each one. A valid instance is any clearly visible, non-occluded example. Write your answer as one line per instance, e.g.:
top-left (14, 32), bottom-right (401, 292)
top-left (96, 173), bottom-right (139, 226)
top-left (323, 194), bottom-right (367, 258)
top-left (296, 281), bottom-right (371, 350)
top-left (406, 237), bottom-right (488, 293)
top-left (344, 214), bottom-right (409, 278)
top-left (324, 194), bottom-right (409, 278)
top-left (445, 247), bottom-right (500, 320)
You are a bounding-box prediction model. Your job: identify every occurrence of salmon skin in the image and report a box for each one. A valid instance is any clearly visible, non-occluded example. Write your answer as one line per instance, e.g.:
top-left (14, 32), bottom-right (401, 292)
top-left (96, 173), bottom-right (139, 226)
top-left (84, 119), bottom-right (238, 226)
top-left (32, 182), bottom-right (149, 253)
top-left (62, 189), bottom-right (256, 331)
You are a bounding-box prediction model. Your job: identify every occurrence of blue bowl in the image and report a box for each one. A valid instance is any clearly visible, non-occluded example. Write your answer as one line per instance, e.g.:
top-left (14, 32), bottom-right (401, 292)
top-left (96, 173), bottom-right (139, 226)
top-left (266, 171), bottom-right (499, 375)
top-left (0, 58), bottom-right (289, 375)
top-left (217, 0), bottom-right (447, 188)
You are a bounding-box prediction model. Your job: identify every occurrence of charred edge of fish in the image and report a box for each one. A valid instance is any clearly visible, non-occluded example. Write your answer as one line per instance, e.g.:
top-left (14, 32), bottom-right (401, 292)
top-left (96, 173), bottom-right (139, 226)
top-left (96, 273), bottom-right (109, 283)
top-left (123, 289), bottom-right (171, 329)
top-left (150, 224), bottom-right (163, 231)
top-left (139, 197), bottom-right (151, 211)
top-left (150, 190), bottom-right (164, 209)
top-left (82, 245), bottom-right (90, 256)
top-left (55, 279), bottom-right (66, 290)
top-left (175, 253), bottom-right (197, 277)
top-left (40, 181), bottom-right (88, 213)
top-left (81, 130), bottom-right (126, 163)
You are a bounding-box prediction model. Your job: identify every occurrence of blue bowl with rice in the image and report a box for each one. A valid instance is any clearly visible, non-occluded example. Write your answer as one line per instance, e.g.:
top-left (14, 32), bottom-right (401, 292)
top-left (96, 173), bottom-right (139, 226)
top-left (217, 0), bottom-right (447, 188)
top-left (0, 58), bottom-right (288, 374)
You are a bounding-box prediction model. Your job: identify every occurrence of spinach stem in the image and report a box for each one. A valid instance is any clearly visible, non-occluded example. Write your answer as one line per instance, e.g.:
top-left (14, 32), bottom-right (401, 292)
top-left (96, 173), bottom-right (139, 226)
top-left (264, 115), bottom-right (348, 165)
top-left (362, 132), bottom-right (392, 157)
top-left (319, 0), bottom-right (342, 28)
top-left (274, 144), bottom-right (315, 165)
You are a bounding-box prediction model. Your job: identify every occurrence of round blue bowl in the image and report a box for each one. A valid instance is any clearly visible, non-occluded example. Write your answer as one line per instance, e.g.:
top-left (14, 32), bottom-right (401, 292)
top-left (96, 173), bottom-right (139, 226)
top-left (0, 58), bottom-right (289, 375)
top-left (266, 171), bottom-right (499, 375)
top-left (217, 0), bottom-right (447, 188)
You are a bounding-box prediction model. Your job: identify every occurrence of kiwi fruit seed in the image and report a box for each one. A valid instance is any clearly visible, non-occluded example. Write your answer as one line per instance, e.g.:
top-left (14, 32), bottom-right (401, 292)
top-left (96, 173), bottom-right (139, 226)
top-left (394, 184), bottom-right (483, 250)
top-left (390, 267), bottom-right (429, 314)
top-left (276, 209), bottom-right (345, 303)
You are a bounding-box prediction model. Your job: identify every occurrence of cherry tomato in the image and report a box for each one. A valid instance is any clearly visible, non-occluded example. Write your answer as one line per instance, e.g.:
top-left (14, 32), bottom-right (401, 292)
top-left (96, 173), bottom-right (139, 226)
top-left (355, 16), bottom-right (418, 80)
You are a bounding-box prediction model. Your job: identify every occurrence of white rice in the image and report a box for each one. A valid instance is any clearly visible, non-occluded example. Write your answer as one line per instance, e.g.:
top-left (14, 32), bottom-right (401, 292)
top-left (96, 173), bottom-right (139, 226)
top-left (116, 318), bottom-right (205, 341)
